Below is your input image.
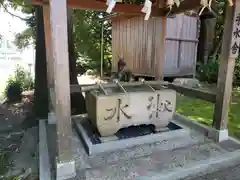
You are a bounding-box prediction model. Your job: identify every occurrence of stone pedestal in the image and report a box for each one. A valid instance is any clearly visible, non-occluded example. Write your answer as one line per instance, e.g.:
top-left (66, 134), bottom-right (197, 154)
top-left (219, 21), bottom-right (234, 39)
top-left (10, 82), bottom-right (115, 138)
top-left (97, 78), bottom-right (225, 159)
top-left (173, 78), bottom-right (200, 88)
top-left (86, 86), bottom-right (176, 137)
top-left (48, 112), bottom-right (56, 124)
top-left (56, 161), bottom-right (76, 180)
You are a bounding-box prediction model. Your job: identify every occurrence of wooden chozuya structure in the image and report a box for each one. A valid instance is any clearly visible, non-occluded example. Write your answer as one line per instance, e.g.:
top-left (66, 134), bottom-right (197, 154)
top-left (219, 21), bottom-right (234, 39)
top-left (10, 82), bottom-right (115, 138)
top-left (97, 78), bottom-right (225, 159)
top-left (111, 14), bottom-right (199, 78)
top-left (32, 0), bottom-right (239, 179)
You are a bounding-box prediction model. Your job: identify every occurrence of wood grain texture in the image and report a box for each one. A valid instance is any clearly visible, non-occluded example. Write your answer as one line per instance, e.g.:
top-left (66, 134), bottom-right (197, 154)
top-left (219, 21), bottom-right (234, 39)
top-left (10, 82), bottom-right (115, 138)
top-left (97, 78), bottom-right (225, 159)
top-left (43, 5), bottom-right (55, 112)
top-left (70, 82), bottom-right (216, 104)
top-left (49, 0), bottom-right (73, 163)
top-left (213, 0), bottom-right (238, 130)
top-left (112, 16), bottom-right (163, 77)
top-left (32, 0), bottom-right (202, 17)
top-left (32, 0), bottom-right (162, 16)
top-left (111, 14), bottom-right (198, 77)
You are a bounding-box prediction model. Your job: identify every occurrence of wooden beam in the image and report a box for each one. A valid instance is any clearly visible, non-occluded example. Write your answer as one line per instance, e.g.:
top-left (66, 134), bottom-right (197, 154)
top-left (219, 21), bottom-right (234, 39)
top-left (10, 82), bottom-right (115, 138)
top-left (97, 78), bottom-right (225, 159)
top-left (33, 0), bottom-right (203, 17)
top-left (49, 0), bottom-right (73, 164)
top-left (69, 0), bottom-right (164, 14)
top-left (43, 5), bottom-right (53, 87)
top-left (168, 0), bottom-right (201, 15)
top-left (32, 0), bottom-right (163, 16)
top-left (43, 5), bottom-right (55, 115)
top-left (109, 14), bottom-right (138, 21)
top-left (213, 1), bottom-right (239, 130)
top-left (70, 81), bottom-right (216, 103)
top-left (33, 0), bottom-right (204, 17)
top-left (156, 16), bottom-right (166, 80)
top-left (168, 84), bottom-right (216, 103)
top-left (70, 81), bottom-right (168, 93)
top-left (169, 0), bottom-right (201, 15)
top-left (95, 0), bottom-right (163, 8)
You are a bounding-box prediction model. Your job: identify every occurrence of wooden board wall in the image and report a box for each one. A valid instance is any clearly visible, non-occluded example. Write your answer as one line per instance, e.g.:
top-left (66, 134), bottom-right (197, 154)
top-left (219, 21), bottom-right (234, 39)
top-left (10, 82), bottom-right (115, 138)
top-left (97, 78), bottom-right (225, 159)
top-left (112, 16), bottom-right (164, 77)
top-left (111, 14), bottom-right (199, 77)
top-left (165, 14), bottom-right (199, 77)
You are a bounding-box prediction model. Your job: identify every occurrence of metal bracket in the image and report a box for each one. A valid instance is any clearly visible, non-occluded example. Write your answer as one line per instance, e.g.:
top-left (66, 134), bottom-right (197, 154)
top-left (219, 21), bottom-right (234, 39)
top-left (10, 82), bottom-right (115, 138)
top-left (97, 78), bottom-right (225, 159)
top-left (140, 79), bottom-right (156, 92)
top-left (113, 79), bottom-right (128, 95)
top-left (97, 81), bottom-right (108, 95)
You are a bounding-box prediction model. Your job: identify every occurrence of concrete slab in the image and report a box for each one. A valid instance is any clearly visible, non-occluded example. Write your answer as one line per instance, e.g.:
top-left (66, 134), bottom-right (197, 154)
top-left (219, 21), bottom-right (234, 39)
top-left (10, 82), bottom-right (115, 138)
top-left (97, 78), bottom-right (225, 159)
top-left (43, 114), bottom-right (240, 180)
top-left (56, 161), bottom-right (76, 180)
top-left (73, 117), bottom-right (193, 155)
top-left (39, 120), bottom-right (51, 180)
top-left (69, 128), bottom-right (240, 180)
top-left (183, 163), bottom-right (240, 180)
top-left (48, 112), bottom-right (57, 124)
top-left (174, 113), bottom-right (229, 142)
top-left (46, 124), bottom-right (77, 180)
top-left (173, 78), bottom-right (200, 88)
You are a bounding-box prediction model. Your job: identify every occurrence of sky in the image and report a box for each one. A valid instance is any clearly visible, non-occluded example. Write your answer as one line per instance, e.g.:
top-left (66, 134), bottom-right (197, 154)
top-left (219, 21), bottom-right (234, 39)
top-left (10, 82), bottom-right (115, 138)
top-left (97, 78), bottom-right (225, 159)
top-left (0, 7), bottom-right (35, 64)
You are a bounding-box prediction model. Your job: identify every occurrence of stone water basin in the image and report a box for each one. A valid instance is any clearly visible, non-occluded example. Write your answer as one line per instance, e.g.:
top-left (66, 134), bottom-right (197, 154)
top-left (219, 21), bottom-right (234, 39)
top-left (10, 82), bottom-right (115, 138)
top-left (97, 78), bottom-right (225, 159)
top-left (86, 85), bottom-right (176, 137)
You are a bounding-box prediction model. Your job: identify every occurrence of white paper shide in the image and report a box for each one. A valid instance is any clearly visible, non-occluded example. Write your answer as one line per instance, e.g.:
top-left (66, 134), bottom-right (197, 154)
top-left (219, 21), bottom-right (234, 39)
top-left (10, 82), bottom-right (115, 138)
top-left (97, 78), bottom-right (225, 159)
top-left (141, 0), bottom-right (152, 20)
top-left (106, 0), bottom-right (116, 13)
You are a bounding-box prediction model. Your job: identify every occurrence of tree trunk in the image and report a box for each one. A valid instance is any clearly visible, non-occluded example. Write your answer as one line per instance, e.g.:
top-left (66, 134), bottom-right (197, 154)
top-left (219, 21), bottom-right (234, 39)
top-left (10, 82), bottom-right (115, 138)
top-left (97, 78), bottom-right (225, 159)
top-left (32, 8), bottom-right (86, 120)
top-left (67, 9), bottom-right (87, 115)
top-left (197, 16), bottom-right (217, 65)
top-left (33, 6), bottom-right (49, 119)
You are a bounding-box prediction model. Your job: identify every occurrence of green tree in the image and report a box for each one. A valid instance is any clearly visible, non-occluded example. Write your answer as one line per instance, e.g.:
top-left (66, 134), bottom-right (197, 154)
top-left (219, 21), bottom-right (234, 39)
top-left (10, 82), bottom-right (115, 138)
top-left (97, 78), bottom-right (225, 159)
top-left (67, 9), bottom-right (87, 114)
top-left (208, 0), bottom-right (227, 59)
top-left (33, 6), bottom-right (49, 119)
top-left (0, 2), bottom-right (88, 117)
top-left (72, 10), bottom-right (112, 73)
top-left (0, 0), bottom-right (36, 49)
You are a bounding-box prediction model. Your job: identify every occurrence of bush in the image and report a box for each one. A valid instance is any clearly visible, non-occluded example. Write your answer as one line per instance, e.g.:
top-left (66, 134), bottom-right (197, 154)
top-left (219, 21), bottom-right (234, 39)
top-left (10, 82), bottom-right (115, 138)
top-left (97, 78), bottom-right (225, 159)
top-left (197, 59), bottom-right (219, 84)
top-left (4, 66), bottom-right (34, 102)
top-left (234, 58), bottom-right (240, 86)
top-left (5, 79), bottom-right (22, 102)
top-left (197, 57), bottom-right (240, 86)
top-left (0, 151), bottom-right (10, 176)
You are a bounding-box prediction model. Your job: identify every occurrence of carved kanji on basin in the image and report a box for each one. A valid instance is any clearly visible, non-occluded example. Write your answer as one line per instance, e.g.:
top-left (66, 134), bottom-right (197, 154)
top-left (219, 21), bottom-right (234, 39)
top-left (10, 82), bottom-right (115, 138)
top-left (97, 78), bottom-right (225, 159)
top-left (86, 83), bottom-right (177, 137)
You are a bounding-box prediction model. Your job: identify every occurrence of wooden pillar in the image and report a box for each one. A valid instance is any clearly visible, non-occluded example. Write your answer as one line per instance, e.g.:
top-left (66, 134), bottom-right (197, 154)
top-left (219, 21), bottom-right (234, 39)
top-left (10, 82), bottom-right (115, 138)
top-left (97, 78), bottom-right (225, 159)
top-left (43, 5), bottom-right (54, 87)
top-left (48, 0), bottom-right (75, 179)
top-left (156, 16), bottom-right (166, 80)
top-left (212, 1), bottom-right (239, 141)
top-left (43, 5), bottom-right (56, 124)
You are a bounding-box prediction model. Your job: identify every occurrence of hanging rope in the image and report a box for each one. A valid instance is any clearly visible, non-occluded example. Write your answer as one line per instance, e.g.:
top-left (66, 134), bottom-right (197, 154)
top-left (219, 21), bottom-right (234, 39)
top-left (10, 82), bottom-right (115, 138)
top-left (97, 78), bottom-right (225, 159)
top-left (165, 0), bottom-right (234, 17)
top-left (105, 0), bottom-right (234, 20)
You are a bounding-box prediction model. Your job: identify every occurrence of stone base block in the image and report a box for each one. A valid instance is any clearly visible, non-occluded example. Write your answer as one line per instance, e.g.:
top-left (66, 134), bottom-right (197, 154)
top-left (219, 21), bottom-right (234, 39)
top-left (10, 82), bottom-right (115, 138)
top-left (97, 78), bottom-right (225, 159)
top-left (86, 88), bottom-right (177, 137)
top-left (173, 78), bottom-right (200, 88)
top-left (208, 129), bottom-right (229, 142)
top-left (174, 113), bottom-right (229, 142)
top-left (48, 112), bottom-right (56, 124)
top-left (39, 120), bottom-right (51, 180)
top-left (73, 117), bottom-right (190, 155)
top-left (71, 126), bottom-right (240, 180)
top-left (56, 161), bottom-right (76, 180)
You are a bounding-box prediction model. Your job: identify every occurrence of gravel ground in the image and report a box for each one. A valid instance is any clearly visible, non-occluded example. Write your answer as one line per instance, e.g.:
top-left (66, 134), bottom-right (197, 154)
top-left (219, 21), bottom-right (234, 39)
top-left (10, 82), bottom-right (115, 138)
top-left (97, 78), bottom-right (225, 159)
top-left (183, 164), bottom-right (240, 180)
top-left (0, 96), bottom-right (39, 179)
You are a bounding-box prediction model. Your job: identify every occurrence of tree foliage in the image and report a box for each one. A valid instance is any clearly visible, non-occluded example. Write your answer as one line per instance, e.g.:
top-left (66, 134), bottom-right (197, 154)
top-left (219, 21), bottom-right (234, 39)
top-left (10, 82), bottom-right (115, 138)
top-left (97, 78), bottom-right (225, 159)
top-left (0, 0), bottom-right (35, 49)
top-left (1, 1), bottom-right (113, 73)
top-left (208, 0), bottom-right (226, 59)
top-left (14, 27), bottom-right (35, 49)
top-left (33, 6), bottom-right (49, 119)
top-left (197, 0), bottom-right (240, 86)
top-left (72, 10), bottom-right (112, 73)
top-left (2, 0), bottom-right (240, 87)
